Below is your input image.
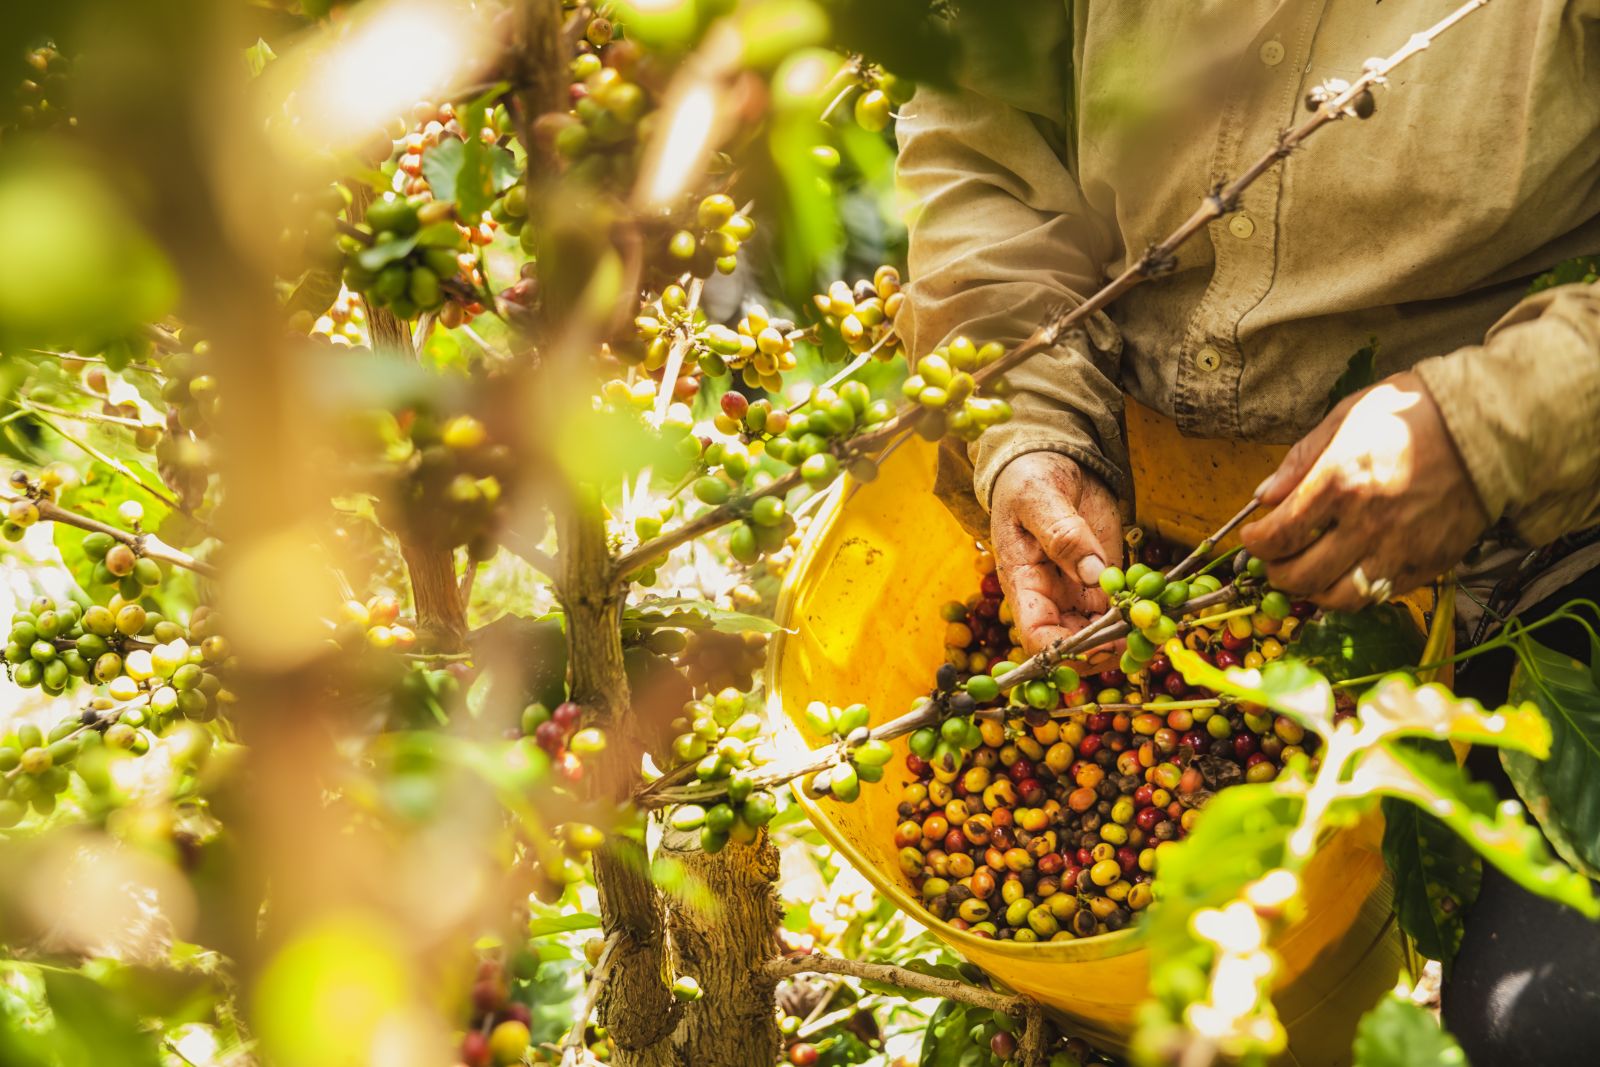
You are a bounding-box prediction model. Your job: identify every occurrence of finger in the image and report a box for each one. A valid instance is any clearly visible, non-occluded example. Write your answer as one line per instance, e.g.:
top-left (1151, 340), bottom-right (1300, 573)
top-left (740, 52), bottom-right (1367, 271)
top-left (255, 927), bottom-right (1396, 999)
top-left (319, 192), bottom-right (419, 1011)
top-left (1317, 564), bottom-right (1378, 613)
top-left (1255, 390), bottom-right (1363, 505)
top-left (1029, 509), bottom-right (1112, 593)
top-left (1240, 459), bottom-right (1343, 562)
top-left (1027, 611), bottom-right (1096, 658)
top-left (1263, 525), bottom-right (1363, 598)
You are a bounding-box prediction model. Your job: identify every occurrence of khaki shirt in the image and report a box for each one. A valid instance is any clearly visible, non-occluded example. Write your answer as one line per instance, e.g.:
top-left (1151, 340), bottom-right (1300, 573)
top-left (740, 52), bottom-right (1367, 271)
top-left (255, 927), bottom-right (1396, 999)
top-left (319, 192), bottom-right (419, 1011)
top-left (896, 0), bottom-right (1600, 547)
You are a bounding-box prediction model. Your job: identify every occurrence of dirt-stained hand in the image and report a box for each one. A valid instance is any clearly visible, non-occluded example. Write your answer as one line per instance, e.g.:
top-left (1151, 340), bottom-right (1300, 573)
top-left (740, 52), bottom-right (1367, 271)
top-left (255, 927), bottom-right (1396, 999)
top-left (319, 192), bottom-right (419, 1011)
top-left (1240, 371), bottom-right (1489, 610)
top-left (990, 452), bottom-right (1123, 655)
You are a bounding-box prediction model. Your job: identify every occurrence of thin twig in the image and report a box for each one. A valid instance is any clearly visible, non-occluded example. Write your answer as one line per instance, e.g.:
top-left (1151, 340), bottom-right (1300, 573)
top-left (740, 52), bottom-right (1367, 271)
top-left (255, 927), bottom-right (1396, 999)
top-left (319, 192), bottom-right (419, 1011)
top-left (764, 953), bottom-right (1024, 1016)
top-left (20, 401), bottom-right (150, 430)
top-left (0, 492), bottom-right (217, 578)
top-left (562, 932), bottom-right (623, 1067)
top-left (26, 407), bottom-right (202, 523)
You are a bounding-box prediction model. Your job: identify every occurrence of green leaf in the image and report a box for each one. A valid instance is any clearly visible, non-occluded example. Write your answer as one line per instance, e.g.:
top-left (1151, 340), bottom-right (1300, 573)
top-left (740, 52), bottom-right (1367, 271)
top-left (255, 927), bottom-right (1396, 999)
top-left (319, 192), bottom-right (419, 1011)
top-left (38, 969), bottom-right (164, 1067)
top-left (1503, 636), bottom-right (1600, 877)
top-left (1352, 995), bottom-right (1467, 1067)
top-left (1351, 742), bottom-right (1596, 917)
top-left (527, 913), bottom-right (602, 937)
top-left (356, 233), bottom-right (421, 272)
top-left (1381, 790), bottom-right (1480, 974)
top-left (1358, 677), bottom-right (1550, 756)
top-left (1290, 603), bottom-right (1423, 684)
top-left (1325, 339), bottom-right (1379, 414)
top-left (623, 597), bottom-right (781, 635)
top-left (283, 267), bottom-right (341, 319)
top-left (1169, 649), bottom-right (1335, 735)
top-left (1146, 783), bottom-right (1299, 954)
top-left (920, 1001), bottom-right (972, 1067)
top-left (244, 37), bottom-right (277, 77)
top-left (420, 138), bottom-right (463, 204)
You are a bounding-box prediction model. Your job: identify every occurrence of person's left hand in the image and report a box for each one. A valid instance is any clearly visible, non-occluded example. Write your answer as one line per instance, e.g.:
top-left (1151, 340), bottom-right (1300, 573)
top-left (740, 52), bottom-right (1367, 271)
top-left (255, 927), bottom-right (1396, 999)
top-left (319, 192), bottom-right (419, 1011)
top-left (1239, 371), bottom-right (1490, 611)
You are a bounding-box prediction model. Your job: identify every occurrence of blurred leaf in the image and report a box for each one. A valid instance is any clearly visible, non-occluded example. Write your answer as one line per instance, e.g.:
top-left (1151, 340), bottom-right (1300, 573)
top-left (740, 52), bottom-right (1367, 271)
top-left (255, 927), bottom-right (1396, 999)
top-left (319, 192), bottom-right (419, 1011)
top-left (827, 0), bottom-right (957, 87)
top-left (1359, 677), bottom-right (1549, 756)
top-left (38, 969), bottom-right (163, 1067)
top-left (470, 613), bottom-right (568, 710)
top-left (1381, 790), bottom-right (1480, 974)
top-left (244, 37), bottom-right (277, 77)
top-left (1326, 340), bottom-right (1379, 414)
top-left (523, 956), bottom-right (584, 1046)
top-left (1350, 742), bottom-right (1596, 916)
top-left (1170, 649), bottom-right (1335, 735)
top-left (1352, 995), bottom-right (1467, 1067)
top-left (254, 917), bottom-right (411, 1067)
top-left (0, 150), bottom-right (177, 351)
top-left (283, 267), bottom-right (340, 319)
top-left (1147, 784), bottom-right (1300, 955)
top-left (527, 913), bottom-right (601, 937)
top-left (782, 903), bottom-right (811, 933)
top-left (1291, 603), bottom-right (1423, 684)
top-left (1503, 636), bottom-right (1600, 877)
top-left (735, 0), bottom-right (830, 69)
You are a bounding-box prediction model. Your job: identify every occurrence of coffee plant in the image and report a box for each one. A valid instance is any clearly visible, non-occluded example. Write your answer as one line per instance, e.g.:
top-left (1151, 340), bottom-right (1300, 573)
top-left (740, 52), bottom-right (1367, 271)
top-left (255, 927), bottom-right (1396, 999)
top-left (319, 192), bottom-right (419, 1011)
top-left (0, 2), bottom-right (1579, 1067)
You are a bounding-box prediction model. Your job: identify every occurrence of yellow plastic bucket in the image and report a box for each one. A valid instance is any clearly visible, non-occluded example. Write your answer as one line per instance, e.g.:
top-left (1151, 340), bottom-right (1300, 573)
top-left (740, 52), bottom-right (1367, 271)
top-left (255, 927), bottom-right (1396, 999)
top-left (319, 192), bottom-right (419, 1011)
top-left (769, 403), bottom-right (1450, 1063)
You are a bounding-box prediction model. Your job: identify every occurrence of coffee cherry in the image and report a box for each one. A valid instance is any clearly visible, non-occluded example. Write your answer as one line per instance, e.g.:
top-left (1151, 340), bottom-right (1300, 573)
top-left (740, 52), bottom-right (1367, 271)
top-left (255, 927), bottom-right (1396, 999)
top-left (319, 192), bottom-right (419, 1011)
top-left (788, 1043), bottom-right (819, 1066)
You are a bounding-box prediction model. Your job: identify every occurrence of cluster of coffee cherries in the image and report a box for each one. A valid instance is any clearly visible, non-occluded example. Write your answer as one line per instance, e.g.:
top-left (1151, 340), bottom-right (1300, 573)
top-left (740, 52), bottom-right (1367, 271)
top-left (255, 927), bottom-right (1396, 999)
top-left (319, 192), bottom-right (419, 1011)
top-left (900, 338), bottom-right (1015, 443)
top-left (375, 408), bottom-right (513, 558)
top-left (846, 67), bottom-right (914, 134)
top-left (3, 467), bottom-right (65, 542)
top-left (811, 268), bottom-right (904, 362)
top-left (796, 701), bottom-right (894, 804)
top-left (6, 43), bottom-right (71, 134)
top-left (677, 627), bottom-right (772, 696)
top-left (331, 593), bottom-right (419, 653)
top-left (536, 24), bottom-right (648, 187)
top-left (760, 381), bottom-right (895, 490)
top-left (890, 541), bottom-right (1318, 942)
top-left (341, 194), bottom-right (470, 319)
top-left (458, 954), bottom-right (540, 1067)
top-left (523, 700), bottom-right (605, 784)
top-left (663, 688), bottom-right (781, 853)
top-left (664, 192), bottom-right (758, 280)
top-left (7, 591), bottom-right (227, 713)
top-left (75, 525), bottom-right (167, 600)
top-left (708, 302), bottom-right (797, 393)
top-left (275, 182), bottom-right (346, 280)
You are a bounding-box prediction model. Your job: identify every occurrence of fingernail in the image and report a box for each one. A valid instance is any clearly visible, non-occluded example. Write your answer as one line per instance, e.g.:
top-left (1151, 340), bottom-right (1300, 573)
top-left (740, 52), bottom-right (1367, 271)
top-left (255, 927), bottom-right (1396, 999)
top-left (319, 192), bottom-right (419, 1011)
top-left (1253, 474), bottom-right (1276, 499)
top-left (1077, 555), bottom-right (1105, 585)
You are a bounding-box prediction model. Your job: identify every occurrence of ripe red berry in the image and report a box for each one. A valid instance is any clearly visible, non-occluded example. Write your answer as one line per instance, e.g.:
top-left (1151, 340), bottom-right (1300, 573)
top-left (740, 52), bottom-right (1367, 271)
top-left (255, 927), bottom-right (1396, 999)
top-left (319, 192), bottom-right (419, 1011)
top-left (462, 1030), bottom-right (491, 1067)
top-left (990, 1030), bottom-right (1019, 1059)
top-left (720, 392), bottom-right (748, 420)
top-left (1164, 672), bottom-right (1188, 697)
top-left (1233, 733), bottom-right (1258, 760)
top-left (1215, 649), bottom-right (1240, 670)
top-left (979, 573), bottom-right (1002, 598)
top-left (534, 720), bottom-right (566, 753)
top-left (552, 701), bottom-right (582, 729)
top-left (1086, 712), bottom-right (1112, 733)
top-left (789, 1042), bottom-right (819, 1066)
top-left (1098, 669), bottom-right (1127, 687)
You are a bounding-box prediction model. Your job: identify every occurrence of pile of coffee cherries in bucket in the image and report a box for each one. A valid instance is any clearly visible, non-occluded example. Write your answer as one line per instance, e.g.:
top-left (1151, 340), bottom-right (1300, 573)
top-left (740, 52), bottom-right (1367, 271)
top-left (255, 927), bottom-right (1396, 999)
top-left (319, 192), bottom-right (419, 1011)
top-left (892, 537), bottom-right (1318, 942)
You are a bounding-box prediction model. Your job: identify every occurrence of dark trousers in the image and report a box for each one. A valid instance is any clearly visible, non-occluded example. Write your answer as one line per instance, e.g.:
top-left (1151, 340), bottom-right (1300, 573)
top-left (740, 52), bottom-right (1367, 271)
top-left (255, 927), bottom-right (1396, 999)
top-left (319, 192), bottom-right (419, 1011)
top-left (1440, 567), bottom-right (1600, 1065)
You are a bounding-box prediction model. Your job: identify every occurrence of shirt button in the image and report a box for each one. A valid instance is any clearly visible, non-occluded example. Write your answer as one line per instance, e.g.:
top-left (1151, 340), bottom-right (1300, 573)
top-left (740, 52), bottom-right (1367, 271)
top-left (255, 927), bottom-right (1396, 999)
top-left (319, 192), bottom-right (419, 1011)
top-left (1228, 214), bottom-right (1256, 239)
top-left (1195, 347), bottom-right (1223, 373)
top-left (1259, 40), bottom-right (1286, 66)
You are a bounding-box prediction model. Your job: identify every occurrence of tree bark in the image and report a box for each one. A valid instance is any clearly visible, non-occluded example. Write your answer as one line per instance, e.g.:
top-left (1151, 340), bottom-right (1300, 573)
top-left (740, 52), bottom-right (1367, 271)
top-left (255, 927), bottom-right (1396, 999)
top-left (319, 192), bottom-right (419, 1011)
top-left (560, 497), bottom-right (681, 1063)
top-left (661, 829), bottom-right (783, 1065)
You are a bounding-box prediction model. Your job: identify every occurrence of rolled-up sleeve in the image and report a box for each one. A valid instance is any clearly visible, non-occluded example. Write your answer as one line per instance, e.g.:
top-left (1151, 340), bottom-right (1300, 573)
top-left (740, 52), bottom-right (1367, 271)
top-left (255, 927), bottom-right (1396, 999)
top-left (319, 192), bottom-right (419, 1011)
top-left (1415, 280), bottom-right (1600, 546)
top-left (895, 20), bottom-right (1127, 522)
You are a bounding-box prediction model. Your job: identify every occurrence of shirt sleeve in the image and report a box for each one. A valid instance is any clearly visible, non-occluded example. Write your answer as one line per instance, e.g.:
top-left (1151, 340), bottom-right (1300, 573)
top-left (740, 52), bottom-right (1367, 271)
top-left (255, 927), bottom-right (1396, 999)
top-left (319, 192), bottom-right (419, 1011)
top-left (1414, 279), bottom-right (1600, 547)
top-left (894, 18), bottom-right (1128, 522)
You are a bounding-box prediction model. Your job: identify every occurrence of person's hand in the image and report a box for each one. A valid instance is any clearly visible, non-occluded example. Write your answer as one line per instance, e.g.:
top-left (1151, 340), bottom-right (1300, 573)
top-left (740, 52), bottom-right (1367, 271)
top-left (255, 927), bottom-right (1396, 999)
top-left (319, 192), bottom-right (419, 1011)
top-left (990, 452), bottom-right (1122, 654)
top-left (1240, 371), bottom-right (1489, 611)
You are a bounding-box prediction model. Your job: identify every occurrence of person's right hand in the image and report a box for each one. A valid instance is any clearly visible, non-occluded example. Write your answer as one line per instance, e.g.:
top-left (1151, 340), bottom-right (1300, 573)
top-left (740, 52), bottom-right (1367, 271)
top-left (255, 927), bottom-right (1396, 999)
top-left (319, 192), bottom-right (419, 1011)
top-left (990, 452), bottom-right (1123, 655)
